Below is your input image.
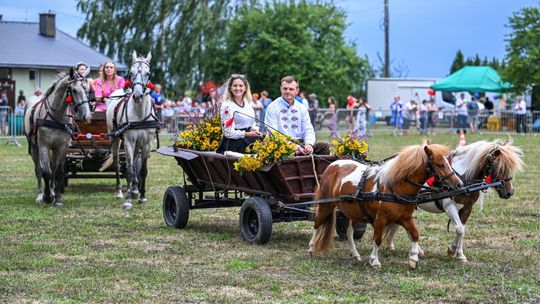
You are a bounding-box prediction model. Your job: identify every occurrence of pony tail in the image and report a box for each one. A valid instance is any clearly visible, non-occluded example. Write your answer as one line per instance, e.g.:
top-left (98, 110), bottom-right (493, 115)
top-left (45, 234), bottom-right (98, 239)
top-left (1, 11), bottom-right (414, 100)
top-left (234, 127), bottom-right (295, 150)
top-left (311, 168), bottom-right (339, 255)
top-left (311, 209), bottom-right (336, 255)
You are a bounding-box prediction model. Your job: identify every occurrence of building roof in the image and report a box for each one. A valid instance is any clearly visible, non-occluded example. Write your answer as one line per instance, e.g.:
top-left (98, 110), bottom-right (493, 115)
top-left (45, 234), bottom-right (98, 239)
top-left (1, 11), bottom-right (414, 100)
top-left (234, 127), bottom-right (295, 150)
top-left (0, 21), bottom-right (127, 71)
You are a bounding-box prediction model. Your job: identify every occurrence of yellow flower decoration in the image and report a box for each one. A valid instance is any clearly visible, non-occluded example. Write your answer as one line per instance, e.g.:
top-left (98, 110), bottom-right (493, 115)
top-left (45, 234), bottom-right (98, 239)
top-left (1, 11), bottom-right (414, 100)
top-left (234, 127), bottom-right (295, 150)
top-left (329, 132), bottom-right (369, 159)
top-left (175, 114), bottom-right (223, 151)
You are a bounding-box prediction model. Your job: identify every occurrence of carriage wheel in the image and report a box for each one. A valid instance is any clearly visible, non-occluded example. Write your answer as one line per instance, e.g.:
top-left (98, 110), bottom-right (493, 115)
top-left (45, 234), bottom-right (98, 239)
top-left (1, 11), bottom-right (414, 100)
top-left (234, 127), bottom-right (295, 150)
top-left (162, 186), bottom-right (189, 229)
top-left (239, 197), bottom-right (273, 245)
top-left (335, 211), bottom-right (367, 240)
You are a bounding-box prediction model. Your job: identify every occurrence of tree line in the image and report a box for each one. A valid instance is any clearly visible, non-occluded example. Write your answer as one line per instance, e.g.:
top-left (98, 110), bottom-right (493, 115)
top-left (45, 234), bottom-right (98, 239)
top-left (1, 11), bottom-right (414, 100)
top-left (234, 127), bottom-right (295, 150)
top-left (76, 0), bottom-right (372, 106)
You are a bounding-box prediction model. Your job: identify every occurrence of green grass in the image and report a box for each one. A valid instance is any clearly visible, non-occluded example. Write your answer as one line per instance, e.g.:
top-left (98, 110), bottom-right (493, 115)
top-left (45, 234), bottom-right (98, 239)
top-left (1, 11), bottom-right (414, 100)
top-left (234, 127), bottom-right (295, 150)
top-left (0, 132), bottom-right (539, 303)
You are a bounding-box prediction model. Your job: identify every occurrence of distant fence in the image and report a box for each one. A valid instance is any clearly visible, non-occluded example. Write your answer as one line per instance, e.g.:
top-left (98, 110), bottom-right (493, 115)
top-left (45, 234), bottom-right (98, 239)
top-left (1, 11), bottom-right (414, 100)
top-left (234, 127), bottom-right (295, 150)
top-left (4, 105), bottom-right (540, 144)
top-left (0, 106), bottom-right (24, 146)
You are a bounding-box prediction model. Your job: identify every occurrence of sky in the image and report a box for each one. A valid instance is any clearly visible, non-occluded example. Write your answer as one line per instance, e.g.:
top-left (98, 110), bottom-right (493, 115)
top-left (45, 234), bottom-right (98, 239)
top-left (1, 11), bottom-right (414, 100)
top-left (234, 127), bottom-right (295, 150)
top-left (1, 0), bottom-right (538, 78)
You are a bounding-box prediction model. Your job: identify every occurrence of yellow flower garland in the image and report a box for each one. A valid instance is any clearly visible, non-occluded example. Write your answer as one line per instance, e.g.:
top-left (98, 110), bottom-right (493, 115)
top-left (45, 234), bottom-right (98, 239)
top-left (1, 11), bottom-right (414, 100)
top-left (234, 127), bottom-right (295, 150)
top-left (234, 132), bottom-right (297, 174)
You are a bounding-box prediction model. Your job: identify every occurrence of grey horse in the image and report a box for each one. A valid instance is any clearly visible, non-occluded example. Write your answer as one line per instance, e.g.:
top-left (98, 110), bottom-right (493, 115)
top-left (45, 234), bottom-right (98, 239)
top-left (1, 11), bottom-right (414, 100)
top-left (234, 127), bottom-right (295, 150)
top-left (24, 67), bottom-right (92, 206)
top-left (106, 51), bottom-right (158, 209)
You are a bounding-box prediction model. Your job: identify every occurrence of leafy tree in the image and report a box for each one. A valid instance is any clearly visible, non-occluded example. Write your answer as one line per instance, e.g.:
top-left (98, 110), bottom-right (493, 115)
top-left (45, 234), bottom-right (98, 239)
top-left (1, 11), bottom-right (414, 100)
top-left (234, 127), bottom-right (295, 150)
top-left (450, 50), bottom-right (465, 74)
top-left (212, 0), bottom-right (372, 106)
top-left (76, 0), bottom-right (232, 95)
top-left (501, 6), bottom-right (540, 95)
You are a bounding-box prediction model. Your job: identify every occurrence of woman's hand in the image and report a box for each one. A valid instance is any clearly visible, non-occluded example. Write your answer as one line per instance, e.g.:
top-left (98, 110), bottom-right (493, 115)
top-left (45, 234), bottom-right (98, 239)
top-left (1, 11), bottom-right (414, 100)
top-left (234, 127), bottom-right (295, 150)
top-left (245, 130), bottom-right (261, 137)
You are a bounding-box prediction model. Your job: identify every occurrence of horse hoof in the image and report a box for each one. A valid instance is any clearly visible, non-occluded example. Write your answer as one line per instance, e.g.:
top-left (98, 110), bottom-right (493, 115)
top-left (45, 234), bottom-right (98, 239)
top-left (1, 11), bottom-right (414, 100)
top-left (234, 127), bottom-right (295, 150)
top-left (54, 200), bottom-right (64, 207)
top-left (369, 260), bottom-right (381, 267)
top-left (408, 259), bottom-right (417, 269)
top-left (387, 245), bottom-right (396, 252)
top-left (116, 191), bottom-right (124, 200)
top-left (419, 250), bottom-right (425, 258)
top-left (352, 255), bottom-right (362, 262)
top-left (458, 257), bottom-right (468, 264)
top-left (447, 248), bottom-right (457, 259)
top-left (131, 191), bottom-right (140, 199)
top-left (123, 202), bottom-right (133, 210)
top-left (36, 198), bottom-right (44, 204)
top-left (138, 198), bottom-right (147, 205)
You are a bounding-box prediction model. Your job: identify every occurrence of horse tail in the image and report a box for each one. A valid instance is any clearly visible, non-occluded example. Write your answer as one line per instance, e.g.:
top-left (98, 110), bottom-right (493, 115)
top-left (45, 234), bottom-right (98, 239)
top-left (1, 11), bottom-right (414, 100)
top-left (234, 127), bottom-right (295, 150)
top-left (311, 167), bottom-right (339, 255)
top-left (382, 223), bottom-right (400, 244)
top-left (312, 208), bottom-right (336, 255)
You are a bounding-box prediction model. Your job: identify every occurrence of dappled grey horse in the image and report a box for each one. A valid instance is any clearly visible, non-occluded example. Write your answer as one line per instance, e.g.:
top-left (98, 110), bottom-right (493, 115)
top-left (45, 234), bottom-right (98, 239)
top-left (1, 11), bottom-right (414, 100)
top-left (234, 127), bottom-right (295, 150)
top-left (106, 51), bottom-right (159, 209)
top-left (24, 67), bottom-right (92, 206)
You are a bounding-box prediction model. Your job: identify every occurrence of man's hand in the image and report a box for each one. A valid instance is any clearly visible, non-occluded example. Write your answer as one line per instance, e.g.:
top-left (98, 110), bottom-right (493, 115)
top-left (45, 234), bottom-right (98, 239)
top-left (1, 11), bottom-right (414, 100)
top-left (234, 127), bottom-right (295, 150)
top-left (303, 144), bottom-right (313, 154)
top-left (245, 131), bottom-right (261, 137)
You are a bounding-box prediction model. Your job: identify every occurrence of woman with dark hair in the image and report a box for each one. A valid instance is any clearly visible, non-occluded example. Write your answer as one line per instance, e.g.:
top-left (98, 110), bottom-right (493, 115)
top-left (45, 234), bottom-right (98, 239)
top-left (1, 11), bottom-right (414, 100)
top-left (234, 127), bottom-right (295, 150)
top-left (217, 74), bottom-right (262, 154)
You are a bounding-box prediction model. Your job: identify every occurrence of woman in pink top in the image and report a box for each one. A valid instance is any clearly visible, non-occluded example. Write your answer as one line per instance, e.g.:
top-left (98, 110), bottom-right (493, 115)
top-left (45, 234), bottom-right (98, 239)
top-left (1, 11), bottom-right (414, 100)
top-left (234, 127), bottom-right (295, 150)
top-left (94, 61), bottom-right (125, 111)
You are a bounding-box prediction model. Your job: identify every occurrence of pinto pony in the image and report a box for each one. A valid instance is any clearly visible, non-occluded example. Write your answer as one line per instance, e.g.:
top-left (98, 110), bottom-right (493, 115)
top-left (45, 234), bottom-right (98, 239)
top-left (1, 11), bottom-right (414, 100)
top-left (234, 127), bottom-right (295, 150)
top-left (309, 142), bottom-right (463, 268)
top-left (385, 138), bottom-right (524, 262)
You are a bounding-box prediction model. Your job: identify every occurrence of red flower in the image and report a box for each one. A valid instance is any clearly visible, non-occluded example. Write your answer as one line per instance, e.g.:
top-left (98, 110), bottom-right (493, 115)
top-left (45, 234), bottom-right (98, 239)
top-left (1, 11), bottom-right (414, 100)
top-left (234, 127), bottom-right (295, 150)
top-left (147, 81), bottom-right (155, 90)
top-left (124, 80), bottom-right (131, 88)
top-left (65, 95), bottom-right (73, 103)
top-left (484, 175), bottom-right (492, 183)
top-left (425, 176), bottom-right (435, 186)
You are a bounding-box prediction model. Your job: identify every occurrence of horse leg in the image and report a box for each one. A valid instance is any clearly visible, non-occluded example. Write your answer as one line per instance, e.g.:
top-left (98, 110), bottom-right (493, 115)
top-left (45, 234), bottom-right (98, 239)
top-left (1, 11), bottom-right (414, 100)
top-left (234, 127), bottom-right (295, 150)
top-left (400, 218), bottom-right (420, 269)
top-left (369, 218), bottom-right (387, 267)
top-left (111, 139), bottom-right (123, 199)
top-left (137, 149), bottom-right (149, 205)
top-left (445, 203), bottom-right (467, 262)
top-left (38, 144), bottom-right (53, 204)
top-left (384, 223), bottom-right (399, 251)
top-left (51, 148), bottom-right (67, 206)
top-left (123, 141), bottom-right (135, 210)
top-left (131, 153), bottom-right (140, 200)
top-left (346, 219), bottom-right (362, 261)
top-left (30, 142), bottom-right (44, 204)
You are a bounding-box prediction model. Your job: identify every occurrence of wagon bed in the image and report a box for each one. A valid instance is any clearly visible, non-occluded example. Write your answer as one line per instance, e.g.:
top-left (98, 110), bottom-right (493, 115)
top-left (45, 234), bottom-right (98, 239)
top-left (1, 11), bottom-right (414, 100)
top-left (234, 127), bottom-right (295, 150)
top-left (64, 111), bottom-right (126, 183)
top-left (158, 146), bottom-right (366, 244)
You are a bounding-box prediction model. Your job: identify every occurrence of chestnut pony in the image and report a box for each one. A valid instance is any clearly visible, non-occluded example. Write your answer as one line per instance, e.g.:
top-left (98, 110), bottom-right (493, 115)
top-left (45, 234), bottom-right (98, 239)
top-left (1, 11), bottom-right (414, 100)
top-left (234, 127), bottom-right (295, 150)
top-left (385, 138), bottom-right (524, 262)
top-left (309, 142), bottom-right (463, 268)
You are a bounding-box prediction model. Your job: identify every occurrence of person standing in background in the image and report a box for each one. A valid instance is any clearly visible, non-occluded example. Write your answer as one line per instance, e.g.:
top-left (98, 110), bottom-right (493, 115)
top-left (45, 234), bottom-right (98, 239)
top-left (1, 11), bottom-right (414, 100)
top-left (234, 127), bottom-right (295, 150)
top-left (259, 90), bottom-right (272, 134)
top-left (326, 96), bottom-right (338, 138)
top-left (427, 97), bottom-right (438, 135)
top-left (251, 92), bottom-right (263, 122)
top-left (307, 93), bottom-right (319, 126)
top-left (514, 96), bottom-right (527, 133)
top-left (455, 93), bottom-right (469, 134)
top-left (0, 91), bottom-right (9, 135)
top-left (151, 84), bottom-right (164, 121)
top-left (355, 98), bottom-right (371, 136)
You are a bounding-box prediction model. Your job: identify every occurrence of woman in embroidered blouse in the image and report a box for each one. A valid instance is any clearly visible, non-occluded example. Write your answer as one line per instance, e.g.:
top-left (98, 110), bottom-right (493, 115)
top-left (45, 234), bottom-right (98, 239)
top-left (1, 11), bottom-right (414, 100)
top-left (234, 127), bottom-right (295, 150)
top-left (216, 74), bottom-right (262, 154)
top-left (94, 61), bottom-right (125, 112)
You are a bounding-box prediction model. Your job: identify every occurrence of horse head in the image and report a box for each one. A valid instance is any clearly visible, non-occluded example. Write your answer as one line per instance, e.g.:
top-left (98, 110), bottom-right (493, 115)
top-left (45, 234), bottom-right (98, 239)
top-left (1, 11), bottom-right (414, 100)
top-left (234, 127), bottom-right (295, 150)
top-left (66, 67), bottom-right (92, 123)
top-left (423, 143), bottom-right (464, 190)
top-left (129, 50), bottom-right (152, 102)
top-left (482, 139), bottom-right (524, 199)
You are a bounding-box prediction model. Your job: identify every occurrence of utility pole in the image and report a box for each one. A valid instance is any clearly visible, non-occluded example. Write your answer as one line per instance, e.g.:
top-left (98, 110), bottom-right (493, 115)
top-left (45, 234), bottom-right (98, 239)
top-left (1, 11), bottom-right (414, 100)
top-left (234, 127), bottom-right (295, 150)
top-left (384, 0), bottom-right (390, 77)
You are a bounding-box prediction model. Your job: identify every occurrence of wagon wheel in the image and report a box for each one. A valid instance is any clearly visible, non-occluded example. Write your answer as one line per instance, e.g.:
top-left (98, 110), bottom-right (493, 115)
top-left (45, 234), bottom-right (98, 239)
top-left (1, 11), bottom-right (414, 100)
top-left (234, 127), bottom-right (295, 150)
top-left (335, 211), bottom-right (366, 240)
top-left (239, 197), bottom-right (273, 245)
top-left (162, 186), bottom-right (189, 229)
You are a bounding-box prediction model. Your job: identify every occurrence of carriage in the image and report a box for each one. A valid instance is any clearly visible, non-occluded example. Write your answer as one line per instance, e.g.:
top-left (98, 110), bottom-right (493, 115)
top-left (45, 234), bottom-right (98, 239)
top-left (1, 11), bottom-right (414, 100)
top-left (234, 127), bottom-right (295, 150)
top-left (63, 111), bottom-right (126, 186)
top-left (158, 146), bottom-right (366, 244)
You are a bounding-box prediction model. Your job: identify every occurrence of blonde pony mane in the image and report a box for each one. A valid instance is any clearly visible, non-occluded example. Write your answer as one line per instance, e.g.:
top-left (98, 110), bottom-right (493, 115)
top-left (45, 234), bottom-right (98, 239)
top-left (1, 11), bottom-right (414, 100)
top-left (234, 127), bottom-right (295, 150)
top-left (379, 143), bottom-right (451, 188)
top-left (455, 138), bottom-right (524, 180)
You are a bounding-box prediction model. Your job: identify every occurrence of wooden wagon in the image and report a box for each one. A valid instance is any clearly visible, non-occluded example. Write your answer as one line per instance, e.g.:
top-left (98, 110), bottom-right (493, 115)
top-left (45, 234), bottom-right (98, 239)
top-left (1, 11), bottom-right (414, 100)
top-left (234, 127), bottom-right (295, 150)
top-left (64, 111), bottom-right (126, 186)
top-left (157, 146), bottom-right (366, 244)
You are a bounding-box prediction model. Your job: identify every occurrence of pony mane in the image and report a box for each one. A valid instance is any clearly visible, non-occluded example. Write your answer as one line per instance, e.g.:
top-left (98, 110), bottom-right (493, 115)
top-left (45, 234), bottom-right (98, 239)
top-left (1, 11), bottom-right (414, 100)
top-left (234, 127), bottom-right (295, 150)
top-left (44, 71), bottom-right (69, 98)
top-left (379, 143), bottom-right (451, 188)
top-left (455, 138), bottom-right (524, 179)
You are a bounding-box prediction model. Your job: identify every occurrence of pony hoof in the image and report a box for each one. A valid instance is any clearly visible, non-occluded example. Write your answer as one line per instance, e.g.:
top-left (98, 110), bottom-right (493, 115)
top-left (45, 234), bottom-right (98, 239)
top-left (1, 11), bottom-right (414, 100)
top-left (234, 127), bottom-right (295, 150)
top-left (123, 202), bottom-right (133, 210)
top-left (387, 245), bottom-right (396, 252)
top-left (419, 250), bottom-right (425, 258)
top-left (54, 200), bottom-right (64, 207)
top-left (369, 260), bottom-right (381, 267)
top-left (408, 259), bottom-right (417, 269)
top-left (447, 248), bottom-right (457, 259)
top-left (138, 198), bottom-right (147, 205)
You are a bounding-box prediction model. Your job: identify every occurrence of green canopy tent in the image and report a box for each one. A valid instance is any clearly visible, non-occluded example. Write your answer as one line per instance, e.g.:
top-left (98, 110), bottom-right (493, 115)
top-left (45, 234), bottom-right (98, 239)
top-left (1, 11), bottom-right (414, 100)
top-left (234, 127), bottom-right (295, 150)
top-left (431, 66), bottom-right (513, 92)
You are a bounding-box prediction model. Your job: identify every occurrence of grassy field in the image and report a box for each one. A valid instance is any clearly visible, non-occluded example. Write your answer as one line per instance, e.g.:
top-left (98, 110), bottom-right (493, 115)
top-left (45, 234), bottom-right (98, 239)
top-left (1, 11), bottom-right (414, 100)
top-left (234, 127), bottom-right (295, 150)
top-left (0, 132), bottom-right (539, 303)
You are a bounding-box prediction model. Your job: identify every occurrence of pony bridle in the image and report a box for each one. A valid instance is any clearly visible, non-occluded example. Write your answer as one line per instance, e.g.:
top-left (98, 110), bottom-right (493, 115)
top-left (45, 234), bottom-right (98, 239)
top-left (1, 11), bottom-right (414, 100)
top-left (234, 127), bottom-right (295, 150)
top-left (66, 77), bottom-right (90, 113)
top-left (483, 153), bottom-right (512, 189)
top-left (128, 60), bottom-right (152, 96)
top-left (425, 156), bottom-right (457, 189)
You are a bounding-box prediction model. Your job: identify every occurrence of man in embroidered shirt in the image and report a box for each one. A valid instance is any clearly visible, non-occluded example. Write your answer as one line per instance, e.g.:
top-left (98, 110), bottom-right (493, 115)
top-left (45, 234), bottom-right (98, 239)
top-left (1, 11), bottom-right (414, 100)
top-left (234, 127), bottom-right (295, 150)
top-left (265, 76), bottom-right (316, 154)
